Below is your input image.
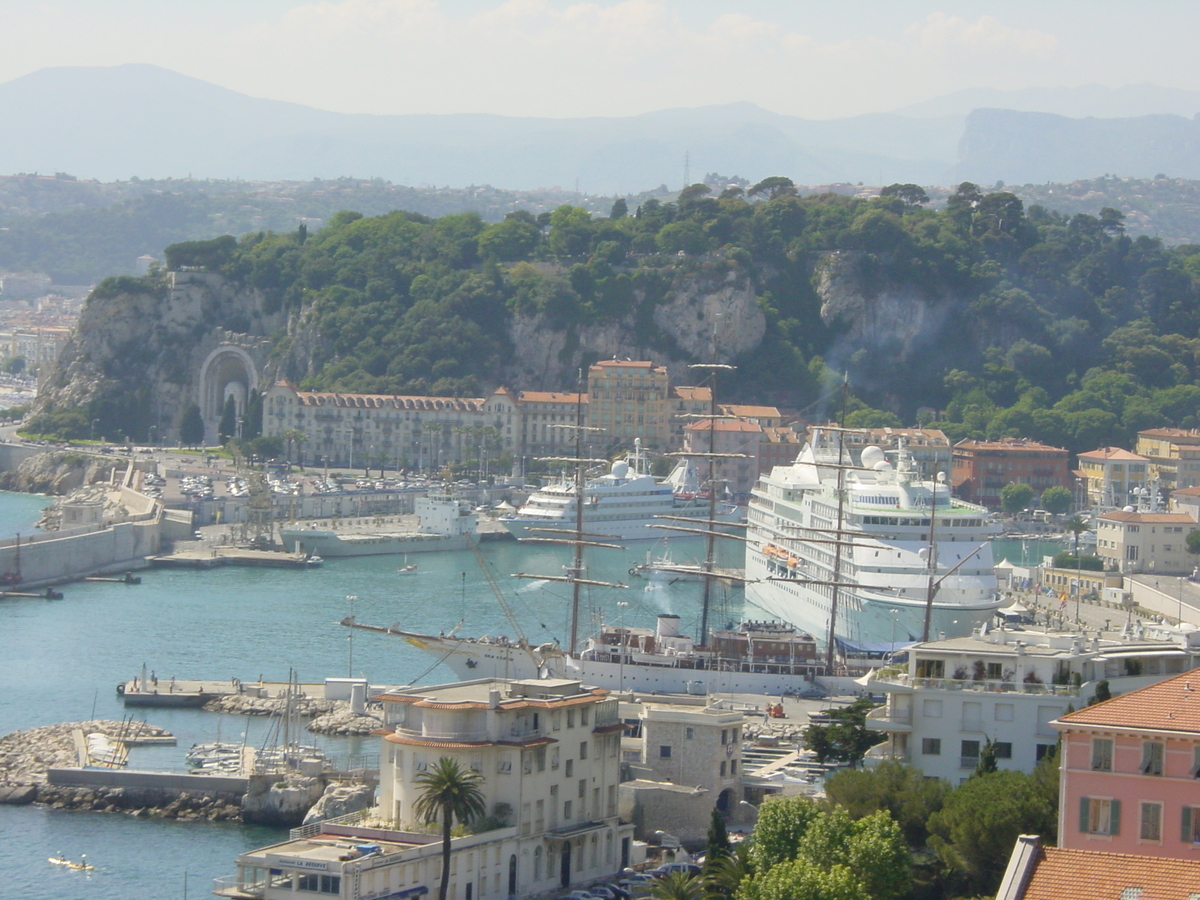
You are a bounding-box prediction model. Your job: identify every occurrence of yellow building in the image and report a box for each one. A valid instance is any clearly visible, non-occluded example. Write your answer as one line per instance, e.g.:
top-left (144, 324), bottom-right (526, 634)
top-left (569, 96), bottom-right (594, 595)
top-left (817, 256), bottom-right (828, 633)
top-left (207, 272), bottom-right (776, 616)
top-left (586, 359), bottom-right (669, 451)
top-left (1076, 446), bottom-right (1148, 509)
top-left (1135, 428), bottom-right (1200, 490)
top-left (1096, 510), bottom-right (1196, 575)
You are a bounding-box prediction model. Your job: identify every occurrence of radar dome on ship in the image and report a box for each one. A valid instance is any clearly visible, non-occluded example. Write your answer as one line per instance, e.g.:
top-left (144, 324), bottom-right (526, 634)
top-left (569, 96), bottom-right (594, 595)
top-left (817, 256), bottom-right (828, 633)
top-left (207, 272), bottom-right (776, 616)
top-left (611, 460), bottom-right (629, 478)
top-left (860, 445), bottom-right (886, 468)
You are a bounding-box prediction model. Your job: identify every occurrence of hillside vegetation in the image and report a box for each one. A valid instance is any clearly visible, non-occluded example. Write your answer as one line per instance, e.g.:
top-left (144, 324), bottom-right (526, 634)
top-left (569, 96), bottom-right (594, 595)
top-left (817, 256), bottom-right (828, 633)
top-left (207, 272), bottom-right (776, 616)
top-left (27, 178), bottom-right (1200, 454)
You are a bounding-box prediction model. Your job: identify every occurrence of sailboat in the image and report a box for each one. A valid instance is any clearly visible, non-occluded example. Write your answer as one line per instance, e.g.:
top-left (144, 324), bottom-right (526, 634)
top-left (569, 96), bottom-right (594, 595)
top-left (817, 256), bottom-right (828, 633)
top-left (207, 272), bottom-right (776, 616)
top-left (343, 365), bottom-right (829, 695)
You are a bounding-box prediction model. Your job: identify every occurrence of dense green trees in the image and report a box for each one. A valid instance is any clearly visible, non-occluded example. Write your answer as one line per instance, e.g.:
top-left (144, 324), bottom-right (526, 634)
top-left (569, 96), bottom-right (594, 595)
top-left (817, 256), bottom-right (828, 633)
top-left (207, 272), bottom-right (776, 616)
top-left (30, 172), bottom-right (1200, 444)
top-left (801, 698), bottom-right (885, 765)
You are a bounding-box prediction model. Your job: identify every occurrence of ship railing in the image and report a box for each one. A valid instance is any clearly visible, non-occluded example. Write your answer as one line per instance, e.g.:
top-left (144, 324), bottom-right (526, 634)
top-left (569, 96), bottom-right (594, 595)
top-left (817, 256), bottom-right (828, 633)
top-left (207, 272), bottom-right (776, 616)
top-left (871, 673), bottom-right (1080, 696)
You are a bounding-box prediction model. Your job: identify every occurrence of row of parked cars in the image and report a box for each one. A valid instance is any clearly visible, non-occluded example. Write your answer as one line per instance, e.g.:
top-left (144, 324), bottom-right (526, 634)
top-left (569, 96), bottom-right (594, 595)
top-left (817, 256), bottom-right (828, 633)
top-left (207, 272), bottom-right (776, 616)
top-left (558, 863), bottom-right (702, 900)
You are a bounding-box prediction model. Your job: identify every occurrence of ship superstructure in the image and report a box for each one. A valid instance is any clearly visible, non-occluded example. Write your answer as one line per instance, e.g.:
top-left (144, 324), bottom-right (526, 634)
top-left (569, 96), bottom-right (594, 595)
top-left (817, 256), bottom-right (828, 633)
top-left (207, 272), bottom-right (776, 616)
top-left (744, 429), bottom-right (1003, 651)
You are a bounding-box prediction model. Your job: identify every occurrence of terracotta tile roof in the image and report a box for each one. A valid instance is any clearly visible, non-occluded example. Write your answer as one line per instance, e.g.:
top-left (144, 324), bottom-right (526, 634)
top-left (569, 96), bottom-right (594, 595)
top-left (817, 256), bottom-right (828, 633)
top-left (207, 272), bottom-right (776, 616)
top-left (721, 404), bottom-right (781, 419)
top-left (671, 386), bottom-right (712, 402)
top-left (1077, 447), bottom-right (1149, 462)
top-left (953, 438), bottom-right (1068, 453)
top-left (1139, 428), bottom-right (1200, 442)
top-left (518, 391), bottom-right (585, 404)
top-left (1021, 845), bottom-right (1200, 900)
top-left (1056, 665), bottom-right (1200, 734)
top-left (685, 419), bottom-right (763, 433)
top-left (590, 359), bottom-right (664, 371)
top-left (1097, 510), bottom-right (1195, 524)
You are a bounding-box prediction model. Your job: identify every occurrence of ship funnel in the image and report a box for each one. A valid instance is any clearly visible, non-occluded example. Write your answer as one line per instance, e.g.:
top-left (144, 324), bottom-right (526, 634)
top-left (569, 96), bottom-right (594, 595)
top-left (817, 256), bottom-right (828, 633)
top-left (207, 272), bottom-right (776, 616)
top-left (656, 614), bottom-right (682, 640)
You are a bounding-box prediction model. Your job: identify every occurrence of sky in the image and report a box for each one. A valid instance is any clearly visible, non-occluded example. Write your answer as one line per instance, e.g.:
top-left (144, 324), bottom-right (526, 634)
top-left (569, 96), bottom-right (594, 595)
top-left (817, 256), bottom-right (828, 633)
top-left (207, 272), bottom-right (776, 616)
top-left (2, 0), bottom-right (1199, 120)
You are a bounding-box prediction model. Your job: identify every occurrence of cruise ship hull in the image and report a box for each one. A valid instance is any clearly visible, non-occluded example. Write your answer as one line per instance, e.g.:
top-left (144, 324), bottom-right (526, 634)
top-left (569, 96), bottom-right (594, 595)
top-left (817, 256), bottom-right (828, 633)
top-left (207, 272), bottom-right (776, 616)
top-left (500, 508), bottom-right (739, 542)
top-left (396, 630), bottom-right (824, 695)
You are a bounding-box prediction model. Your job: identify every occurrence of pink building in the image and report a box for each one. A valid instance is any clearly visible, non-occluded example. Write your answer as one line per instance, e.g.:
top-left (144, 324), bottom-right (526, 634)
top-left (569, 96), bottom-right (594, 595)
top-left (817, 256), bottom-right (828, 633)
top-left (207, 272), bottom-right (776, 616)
top-left (1054, 667), bottom-right (1200, 856)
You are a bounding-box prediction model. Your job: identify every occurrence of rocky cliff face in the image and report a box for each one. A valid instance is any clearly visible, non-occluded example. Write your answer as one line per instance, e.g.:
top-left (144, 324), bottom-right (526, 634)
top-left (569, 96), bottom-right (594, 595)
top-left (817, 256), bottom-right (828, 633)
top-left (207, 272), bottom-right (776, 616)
top-left (814, 251), bottom-right (949, 360)
top-left (0, 451), bottom-right (116, 495)
top-left (33, 272), bottom-right (282, 440)
top-left (504, 267), bottom-right (766, 388)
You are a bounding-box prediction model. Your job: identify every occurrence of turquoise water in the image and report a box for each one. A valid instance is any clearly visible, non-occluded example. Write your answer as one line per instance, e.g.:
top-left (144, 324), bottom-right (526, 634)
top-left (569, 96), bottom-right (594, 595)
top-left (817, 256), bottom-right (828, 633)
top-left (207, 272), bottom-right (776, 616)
top-left (0, 489), bottom-right (49, 539)
top-left (0, 491), bottom-right (745, 899)
top-left (991, 537), bottom-right (1068, 567)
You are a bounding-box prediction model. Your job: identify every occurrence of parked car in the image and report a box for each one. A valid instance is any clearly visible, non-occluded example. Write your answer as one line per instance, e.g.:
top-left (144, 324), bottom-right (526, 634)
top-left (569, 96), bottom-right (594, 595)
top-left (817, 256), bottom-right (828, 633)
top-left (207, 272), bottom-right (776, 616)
top-left (651, 863), bottom-right (701, 879)
top-left (557, 891), bottom-right (602, 900)
top-left (588, 884), bottom-right (629, 900)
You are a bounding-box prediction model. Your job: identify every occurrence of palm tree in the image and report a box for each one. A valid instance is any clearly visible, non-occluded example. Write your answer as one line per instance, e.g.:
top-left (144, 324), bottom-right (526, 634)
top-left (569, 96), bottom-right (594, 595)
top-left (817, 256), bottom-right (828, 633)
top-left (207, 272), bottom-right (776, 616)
top-left (642, 871), bottom-right (703, 900)
top-left (413, 757), bottom-right (486, 900)
top-left (703, 843), bottom-right (753, 900)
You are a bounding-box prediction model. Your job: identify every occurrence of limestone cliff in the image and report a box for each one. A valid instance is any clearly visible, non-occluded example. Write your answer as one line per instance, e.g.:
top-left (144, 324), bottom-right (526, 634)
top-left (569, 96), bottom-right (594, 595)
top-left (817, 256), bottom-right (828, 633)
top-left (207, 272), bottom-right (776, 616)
top-left (504, 266), bottom-right (766, 388)
top-left (0, 451), bottom-right (116, 495)
top-left (814, 251), bottom-right (951, 360)
top-left (33, 272), bottom-right (282, 442)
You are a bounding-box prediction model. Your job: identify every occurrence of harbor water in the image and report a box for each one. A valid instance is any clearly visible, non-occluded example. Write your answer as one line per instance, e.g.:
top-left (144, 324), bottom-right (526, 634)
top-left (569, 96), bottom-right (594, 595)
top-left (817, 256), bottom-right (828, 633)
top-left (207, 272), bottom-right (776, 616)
top-left (0, 491), bottom-right (748, 899)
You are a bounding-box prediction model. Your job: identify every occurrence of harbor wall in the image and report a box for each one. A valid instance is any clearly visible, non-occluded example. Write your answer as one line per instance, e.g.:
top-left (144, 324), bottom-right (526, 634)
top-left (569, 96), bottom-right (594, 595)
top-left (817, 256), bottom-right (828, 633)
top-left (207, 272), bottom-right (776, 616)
top-left (0, 442), bottom-right (40, 472)
top-left (0, 515), bottom-right (161, 588)
top-left (47, 767), bottom-right (247, 794)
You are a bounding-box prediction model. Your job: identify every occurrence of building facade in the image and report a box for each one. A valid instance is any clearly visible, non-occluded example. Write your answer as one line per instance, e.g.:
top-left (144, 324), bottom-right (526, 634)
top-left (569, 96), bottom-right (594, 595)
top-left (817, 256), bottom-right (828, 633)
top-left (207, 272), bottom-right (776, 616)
top-left (683, 418), bottom-right (762, 498)
top-left (1076, 447), bottom-right (1149, 510)
top-left (586, 360), bottom-right (670, 452)
top-left (1136, 429), bottom-right (1200, 491)
top-left (866, 626), bottom-right (1200, 784)
top-left (951, 438), bottom-right (1072, 509)
top-left (218, 678), bottom-right (634, 900)
top-left (1055, 666), bottom-right (1200, 857)
top-left (1095, 510), bottom-right (1196, 575)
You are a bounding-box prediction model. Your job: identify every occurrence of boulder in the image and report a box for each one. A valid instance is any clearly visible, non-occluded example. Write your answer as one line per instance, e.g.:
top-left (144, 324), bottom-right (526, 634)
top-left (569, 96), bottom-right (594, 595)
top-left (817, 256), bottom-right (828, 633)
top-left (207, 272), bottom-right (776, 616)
top-left (302, 782), bottom-right (375, 825)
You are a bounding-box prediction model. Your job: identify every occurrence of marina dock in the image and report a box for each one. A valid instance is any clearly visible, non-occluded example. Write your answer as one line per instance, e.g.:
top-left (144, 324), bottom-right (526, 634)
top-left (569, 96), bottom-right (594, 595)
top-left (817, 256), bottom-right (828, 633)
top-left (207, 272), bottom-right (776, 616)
top-left (149, 548), bottom-right (316, 570)
top-left (117, 675), bottom-right (326, 708)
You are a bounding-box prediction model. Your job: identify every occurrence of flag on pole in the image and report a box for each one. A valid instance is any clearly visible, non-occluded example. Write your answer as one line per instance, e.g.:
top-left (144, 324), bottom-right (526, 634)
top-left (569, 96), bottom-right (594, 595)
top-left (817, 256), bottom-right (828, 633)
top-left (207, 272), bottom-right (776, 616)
top-left (1058, 592), bottom-right (1068, 611)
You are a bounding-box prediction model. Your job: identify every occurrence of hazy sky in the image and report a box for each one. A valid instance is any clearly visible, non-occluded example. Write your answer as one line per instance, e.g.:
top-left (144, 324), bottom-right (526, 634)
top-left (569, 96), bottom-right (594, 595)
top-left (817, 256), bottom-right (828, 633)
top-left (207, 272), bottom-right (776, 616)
top-left (3, 0), bottom-right (1199, 119)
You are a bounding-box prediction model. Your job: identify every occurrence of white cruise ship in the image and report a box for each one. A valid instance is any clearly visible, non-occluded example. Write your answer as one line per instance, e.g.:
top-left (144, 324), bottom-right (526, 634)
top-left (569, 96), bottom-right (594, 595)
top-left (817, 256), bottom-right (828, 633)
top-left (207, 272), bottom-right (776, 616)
top-left (501, 444), bottom-right (735, 542)
top-left (744, 431), bottom-right (1003, 649)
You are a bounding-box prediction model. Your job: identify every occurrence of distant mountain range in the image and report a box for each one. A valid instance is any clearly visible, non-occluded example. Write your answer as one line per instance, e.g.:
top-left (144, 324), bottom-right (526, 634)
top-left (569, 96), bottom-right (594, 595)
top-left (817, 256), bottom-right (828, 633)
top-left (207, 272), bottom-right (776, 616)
top-left (2, 65), bottom-right (1200, 192)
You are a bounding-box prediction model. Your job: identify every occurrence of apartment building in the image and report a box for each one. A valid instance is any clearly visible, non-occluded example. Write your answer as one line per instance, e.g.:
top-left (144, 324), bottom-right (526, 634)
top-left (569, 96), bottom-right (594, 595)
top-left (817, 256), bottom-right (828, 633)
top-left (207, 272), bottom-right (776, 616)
top-left (1095, 510), bottom-right (1196, 575)
top-left (1055, 666), bottom-right (1200, 857)
top-left (951, 438), bottom-right (1071, 509)
top-left (1076, 447), bottom-right (1149, 510)
top-left (586, 360), bottom-right (670, 452)
top-left (217, 678), bottom-right (633, 900)
top-left (1136, 428), bottom-right (1200, 491)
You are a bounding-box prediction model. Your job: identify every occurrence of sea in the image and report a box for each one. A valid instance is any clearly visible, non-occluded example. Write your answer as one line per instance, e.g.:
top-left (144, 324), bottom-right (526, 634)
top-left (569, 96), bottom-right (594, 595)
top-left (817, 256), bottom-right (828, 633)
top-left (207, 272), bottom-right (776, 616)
top-left (0, 491), bottom-right (749, 900)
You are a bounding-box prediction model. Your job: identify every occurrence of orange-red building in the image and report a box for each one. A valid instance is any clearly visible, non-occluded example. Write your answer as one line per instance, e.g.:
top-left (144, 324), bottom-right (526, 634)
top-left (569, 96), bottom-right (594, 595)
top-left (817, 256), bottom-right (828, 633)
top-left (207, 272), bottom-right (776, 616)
top-left (951, 438), bottom-right (1071, 509)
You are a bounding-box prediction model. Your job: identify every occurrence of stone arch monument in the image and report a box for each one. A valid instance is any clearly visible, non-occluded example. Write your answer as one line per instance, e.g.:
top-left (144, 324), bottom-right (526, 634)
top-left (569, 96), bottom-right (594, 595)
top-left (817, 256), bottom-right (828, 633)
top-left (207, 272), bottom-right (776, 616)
top-left (198, 343), bottom-right (261, 445)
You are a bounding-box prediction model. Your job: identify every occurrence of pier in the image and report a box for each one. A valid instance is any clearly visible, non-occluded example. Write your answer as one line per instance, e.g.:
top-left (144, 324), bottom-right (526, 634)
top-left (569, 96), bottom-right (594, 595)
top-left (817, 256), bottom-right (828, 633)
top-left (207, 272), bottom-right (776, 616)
top-left (149, 548), bottom-right (316, 570)
top-left (117, 673), bottom-right (327, 708)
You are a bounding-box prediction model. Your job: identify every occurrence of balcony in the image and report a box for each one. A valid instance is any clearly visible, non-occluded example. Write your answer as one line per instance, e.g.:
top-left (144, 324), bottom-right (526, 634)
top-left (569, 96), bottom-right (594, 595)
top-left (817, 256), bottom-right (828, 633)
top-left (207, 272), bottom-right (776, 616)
top-left (868, 672), bottom-right (1079, 696)
top-left (213, 876), bottom-right (264, 899)
top-left (866, 706), bottom-right (912, 731)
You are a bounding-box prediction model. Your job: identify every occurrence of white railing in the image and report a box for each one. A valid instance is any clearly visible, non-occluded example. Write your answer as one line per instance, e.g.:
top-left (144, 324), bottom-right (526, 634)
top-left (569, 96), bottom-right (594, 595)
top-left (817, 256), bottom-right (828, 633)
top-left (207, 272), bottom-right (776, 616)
top-left (870, 673), bottom-right (1079, 696)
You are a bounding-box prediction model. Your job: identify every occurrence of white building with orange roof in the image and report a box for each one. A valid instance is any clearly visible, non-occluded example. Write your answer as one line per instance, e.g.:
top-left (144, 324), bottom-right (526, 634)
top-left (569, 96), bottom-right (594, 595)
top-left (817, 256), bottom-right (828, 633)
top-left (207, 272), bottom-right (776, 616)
top-left (1077, 446), bottom-right (1149, 509)
top-left (217, 678), bottom-right (635, 900)
top-left (667, 384), bottom-right (711, 450)
top-left (514, 389), bottom-right (586, 461)
top-left (1095, 509), bottom-right (1197, 575)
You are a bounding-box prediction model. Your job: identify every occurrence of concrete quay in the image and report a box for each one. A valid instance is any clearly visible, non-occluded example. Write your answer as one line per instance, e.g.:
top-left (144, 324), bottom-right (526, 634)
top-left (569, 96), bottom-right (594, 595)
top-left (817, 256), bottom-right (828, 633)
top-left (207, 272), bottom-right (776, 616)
top-left (117, 675), bottom-right (327, 709)
top-left (150, 547), bottom-right (315, 570)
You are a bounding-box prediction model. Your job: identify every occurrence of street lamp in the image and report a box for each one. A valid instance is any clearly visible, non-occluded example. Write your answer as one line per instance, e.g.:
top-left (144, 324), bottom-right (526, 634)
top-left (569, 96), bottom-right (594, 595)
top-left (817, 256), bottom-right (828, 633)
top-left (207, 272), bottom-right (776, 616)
top-left (616, 600), bottom-right (630, 692)
top-left (346, 595), bottom-right (358, 677)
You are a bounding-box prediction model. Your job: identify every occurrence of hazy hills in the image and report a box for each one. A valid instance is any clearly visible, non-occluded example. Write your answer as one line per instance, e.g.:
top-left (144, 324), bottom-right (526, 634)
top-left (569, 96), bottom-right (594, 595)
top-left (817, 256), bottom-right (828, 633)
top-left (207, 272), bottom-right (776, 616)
top-left (4, 64), bottom-right (1200, 192)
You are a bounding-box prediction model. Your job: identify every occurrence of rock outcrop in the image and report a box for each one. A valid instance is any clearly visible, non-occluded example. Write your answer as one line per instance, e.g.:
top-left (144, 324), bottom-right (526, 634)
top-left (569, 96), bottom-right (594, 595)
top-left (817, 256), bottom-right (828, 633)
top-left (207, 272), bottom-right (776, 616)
top-left (0, 451), bottom-right (116, 495)
top-left (307, 706), bottom-right (382, 736)
top-left (242, 773), bottom-right (328, 827)
top-left (0, 720), bottom-right (172, 786)
top-left (505, 266), bottom-right (766, 389)
top-left (302, 782), bottom-right (375, 825)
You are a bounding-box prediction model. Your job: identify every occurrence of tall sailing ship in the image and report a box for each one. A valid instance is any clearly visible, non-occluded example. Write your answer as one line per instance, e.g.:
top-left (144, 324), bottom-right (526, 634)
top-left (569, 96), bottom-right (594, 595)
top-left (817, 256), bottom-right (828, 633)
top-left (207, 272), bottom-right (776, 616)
top-left (344, 365), bottom-right (829, 695)
top-left (744, 428), bottom-right (1003, 652)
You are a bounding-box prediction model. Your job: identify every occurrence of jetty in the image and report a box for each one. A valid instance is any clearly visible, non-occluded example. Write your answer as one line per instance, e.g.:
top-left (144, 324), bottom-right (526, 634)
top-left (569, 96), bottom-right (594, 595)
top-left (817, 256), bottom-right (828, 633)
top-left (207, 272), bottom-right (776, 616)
top-left (149, 547), bottom-right (316, 570)
top-left (117, 670), bottom-right (326, 708)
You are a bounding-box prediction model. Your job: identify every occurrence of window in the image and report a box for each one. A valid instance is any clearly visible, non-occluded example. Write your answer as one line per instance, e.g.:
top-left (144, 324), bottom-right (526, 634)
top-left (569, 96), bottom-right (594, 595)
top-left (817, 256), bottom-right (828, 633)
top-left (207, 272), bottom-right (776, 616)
top-left (922, 738), bottom-right (942, 756)
top-left (720, 729), bottom-right (727, 745)
top-left (535, 747), bottom-right (546, 772)
top-left (298, 874), bottom-right (341, 894)
top-left (686, 727), bottom-right (695, 740)
top-left (1183, 806), bottom-right (1200, 843)
top-left (720, 761), bottom-right (726, 776)
top-left (1036, 744), bottom-right (1056, 762)
top-left (568, 709), bottom-right (575, 728)
top-left (994, 742), bottom-right (1013, 759)
top-left (580, 741), bottom-right (589, 760)
top-left (659, 745), bottom-right (672, 759)
top-left (986, 662), bottom-right (1003, 680)
top-left (1091, 738), bottom-right (1113, 771)
top-left (1142, 741), bottom-right (1164, 775)
top-left (730, 759), bottom-right (737, 774)
top-left (564, 800), bottom-right (572, 821)
top-left (961, 740), bottom-right (980, 768)
top-left (1079, 797), bottom-right (1120, 835)
top-left (581, 707), bottom-right (589, 726)
top-left (551, 747), bottom-right (560, 770)
top-left (565, 759), bottom-right (574, 777)
top-left (578, 778), bottom-right (587, 798)
top-left (1140, 802), bottom-right (1162, 841)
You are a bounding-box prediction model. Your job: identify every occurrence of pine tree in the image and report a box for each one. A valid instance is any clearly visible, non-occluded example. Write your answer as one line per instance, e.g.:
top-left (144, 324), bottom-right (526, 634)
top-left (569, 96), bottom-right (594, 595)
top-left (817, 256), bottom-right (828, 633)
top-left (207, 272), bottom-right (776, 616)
top-left (703, 806), bottom-right (731, 875)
